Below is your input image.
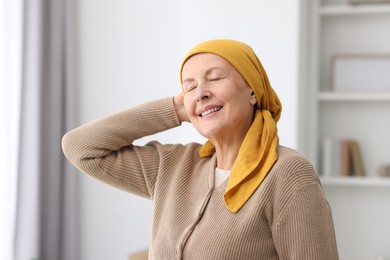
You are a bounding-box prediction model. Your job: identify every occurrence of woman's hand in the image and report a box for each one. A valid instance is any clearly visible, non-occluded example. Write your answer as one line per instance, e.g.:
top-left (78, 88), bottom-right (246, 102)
top-left (174, 92), bottom-right (190, 123)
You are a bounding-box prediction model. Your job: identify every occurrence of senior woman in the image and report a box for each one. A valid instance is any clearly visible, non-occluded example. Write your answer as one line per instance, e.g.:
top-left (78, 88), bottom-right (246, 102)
top-left (62, 39), bottom-right (339, 259)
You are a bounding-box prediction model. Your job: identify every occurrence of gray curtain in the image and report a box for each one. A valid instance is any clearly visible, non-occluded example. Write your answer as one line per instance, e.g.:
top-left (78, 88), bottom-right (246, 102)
top-left (14, 0), bottom-right (79, 259)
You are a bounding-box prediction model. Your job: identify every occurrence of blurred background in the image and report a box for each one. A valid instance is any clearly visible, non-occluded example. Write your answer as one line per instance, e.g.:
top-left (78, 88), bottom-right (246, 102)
top-left (2, 0), bottom-right (389, 259)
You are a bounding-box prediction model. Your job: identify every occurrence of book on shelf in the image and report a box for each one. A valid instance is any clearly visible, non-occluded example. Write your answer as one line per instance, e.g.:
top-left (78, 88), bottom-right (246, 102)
top-left (340, 139), bottom-right (351, 176)
top-left (340, 139), bottom-right (365, 177)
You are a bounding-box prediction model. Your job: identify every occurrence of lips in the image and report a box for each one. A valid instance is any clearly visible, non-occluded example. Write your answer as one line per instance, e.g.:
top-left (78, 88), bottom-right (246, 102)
top-left (198, 106), bottom-right (223, 117)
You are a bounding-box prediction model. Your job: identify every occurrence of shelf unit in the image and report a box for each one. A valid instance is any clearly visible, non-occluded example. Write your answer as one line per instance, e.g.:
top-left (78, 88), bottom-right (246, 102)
top-left (299, 1), bottom-right (390, 259)
top-left (299, 0), bottom-right (390, 184)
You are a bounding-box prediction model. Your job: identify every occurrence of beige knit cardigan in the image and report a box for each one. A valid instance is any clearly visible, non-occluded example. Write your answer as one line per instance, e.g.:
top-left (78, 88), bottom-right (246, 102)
top-left (62, 97), bottom-right (339, 260)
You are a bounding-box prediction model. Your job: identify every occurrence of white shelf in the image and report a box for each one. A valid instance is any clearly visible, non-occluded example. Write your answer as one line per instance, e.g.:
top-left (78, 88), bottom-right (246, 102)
top-left (300, 1), bottom-right (390, 257)
top-left (321, 176), bottom-right (390, 187)
top-left (318, 91), bottom-right (390, 102)
top-left (321, 4), bottom-right (390, 15)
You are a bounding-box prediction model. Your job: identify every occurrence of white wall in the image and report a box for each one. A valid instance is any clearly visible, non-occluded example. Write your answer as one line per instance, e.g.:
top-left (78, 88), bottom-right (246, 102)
top-left (76, 1), bottom-right (300, 259)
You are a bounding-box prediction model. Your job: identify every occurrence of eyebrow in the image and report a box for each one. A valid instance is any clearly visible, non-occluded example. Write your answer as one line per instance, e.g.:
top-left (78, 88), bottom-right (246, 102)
top-left (182, 66), bottom-right (224, 84)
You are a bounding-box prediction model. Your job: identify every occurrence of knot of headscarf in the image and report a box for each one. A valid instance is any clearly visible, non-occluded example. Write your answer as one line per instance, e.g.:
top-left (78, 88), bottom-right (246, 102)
top-left (180, 39), bottom-right (282, 213)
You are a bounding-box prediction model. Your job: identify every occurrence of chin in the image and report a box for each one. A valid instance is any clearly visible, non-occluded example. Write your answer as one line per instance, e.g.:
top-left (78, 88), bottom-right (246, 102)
top-left (192, 118), bottom-right (225, 138)
top-left (198, 128), bottom-right (223, 140)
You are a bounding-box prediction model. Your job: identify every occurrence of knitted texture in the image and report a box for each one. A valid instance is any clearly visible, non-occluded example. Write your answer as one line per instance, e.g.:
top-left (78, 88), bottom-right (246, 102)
top-left (62, 98), bottom-right (339, 260)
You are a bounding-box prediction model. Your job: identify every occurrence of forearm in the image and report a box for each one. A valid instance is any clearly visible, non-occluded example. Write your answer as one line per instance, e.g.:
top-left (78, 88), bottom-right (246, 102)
top-left (62, 97), bottom-right (181, 175)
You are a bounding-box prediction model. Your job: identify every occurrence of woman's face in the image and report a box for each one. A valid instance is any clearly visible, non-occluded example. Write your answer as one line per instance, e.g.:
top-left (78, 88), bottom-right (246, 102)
top-left (182, 53), bottom-right (257, 143)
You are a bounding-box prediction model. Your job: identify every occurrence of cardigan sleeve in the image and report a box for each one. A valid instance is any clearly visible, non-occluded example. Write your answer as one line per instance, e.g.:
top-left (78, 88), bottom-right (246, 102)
top-left (272, 182), bottom-right (339, 259)
top-left (266, 148), bottom-right (339, 260)
top-left (61, 97), bottom-right (181, 198)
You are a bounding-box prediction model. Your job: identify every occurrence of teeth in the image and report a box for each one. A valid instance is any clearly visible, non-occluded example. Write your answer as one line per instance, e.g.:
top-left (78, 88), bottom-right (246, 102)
top-left (201, 107), bottom-right (222, 117)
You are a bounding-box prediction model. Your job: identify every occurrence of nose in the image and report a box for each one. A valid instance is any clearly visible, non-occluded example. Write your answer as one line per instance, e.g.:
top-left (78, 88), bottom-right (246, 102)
top-left (195, 84), bottom-right (211, 102)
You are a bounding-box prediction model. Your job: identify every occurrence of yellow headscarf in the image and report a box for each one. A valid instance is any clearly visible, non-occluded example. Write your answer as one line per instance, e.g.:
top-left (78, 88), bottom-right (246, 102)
top-left (180, 39), bottom-right (282, 213)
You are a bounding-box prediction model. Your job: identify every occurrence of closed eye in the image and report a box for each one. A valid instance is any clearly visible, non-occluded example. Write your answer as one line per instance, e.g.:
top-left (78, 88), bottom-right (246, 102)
top-left (209, 77), bottom-right (221, 81)
top-left (186, 84), bottom-right (197, 92)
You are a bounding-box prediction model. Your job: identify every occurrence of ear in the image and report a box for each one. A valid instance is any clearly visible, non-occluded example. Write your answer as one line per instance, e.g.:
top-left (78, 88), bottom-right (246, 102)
top-left (250, 92), bottom-right (257, 105)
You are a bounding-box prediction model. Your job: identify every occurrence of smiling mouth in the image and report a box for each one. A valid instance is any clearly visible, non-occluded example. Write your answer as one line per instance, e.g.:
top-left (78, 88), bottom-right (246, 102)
top-left (199, 106), bottom-right (223, 117)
